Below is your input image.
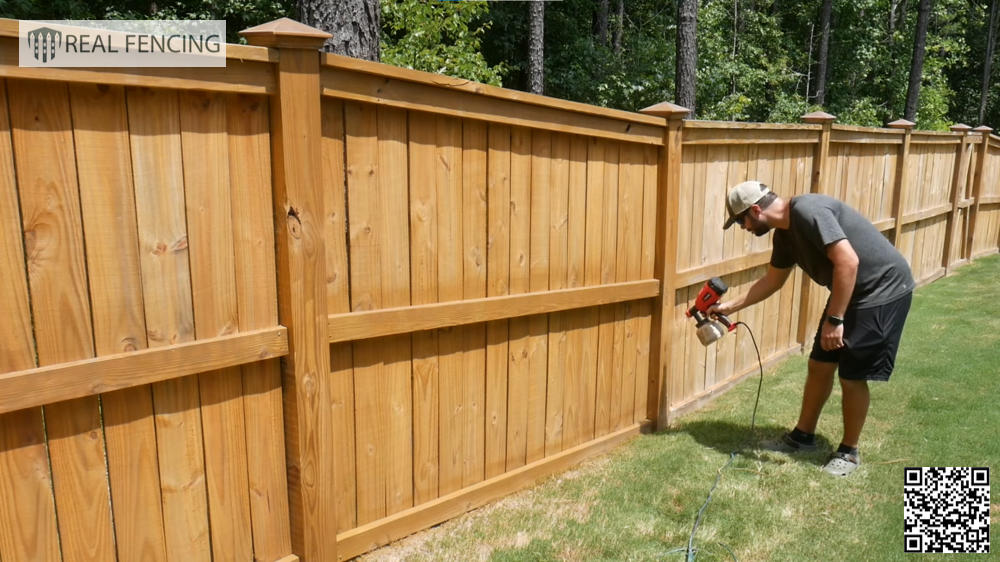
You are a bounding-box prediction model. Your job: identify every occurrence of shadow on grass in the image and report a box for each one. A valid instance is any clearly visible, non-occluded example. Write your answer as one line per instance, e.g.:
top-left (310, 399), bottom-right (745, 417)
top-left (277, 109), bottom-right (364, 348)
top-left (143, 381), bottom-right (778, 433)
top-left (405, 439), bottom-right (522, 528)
top-left (663, 420), bottom-right (834, 468)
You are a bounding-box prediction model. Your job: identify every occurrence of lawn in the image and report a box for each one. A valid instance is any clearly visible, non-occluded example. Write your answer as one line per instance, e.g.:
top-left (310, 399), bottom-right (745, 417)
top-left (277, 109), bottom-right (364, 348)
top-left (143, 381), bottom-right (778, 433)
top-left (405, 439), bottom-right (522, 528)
top-left (360, 255), bottom-right (1000, 561)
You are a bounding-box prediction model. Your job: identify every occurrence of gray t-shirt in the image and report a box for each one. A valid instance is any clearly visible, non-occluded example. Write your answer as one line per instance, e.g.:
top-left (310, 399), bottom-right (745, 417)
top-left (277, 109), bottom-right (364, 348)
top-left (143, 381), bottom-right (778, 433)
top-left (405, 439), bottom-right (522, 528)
top-left (770, 194), bottom-right (914, 309)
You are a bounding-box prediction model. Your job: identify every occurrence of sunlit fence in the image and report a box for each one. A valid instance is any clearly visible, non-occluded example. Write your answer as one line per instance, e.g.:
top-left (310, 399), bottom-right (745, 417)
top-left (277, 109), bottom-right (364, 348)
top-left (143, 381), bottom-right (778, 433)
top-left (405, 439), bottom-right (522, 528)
top-left (1, 17), bottom-right (997, 561)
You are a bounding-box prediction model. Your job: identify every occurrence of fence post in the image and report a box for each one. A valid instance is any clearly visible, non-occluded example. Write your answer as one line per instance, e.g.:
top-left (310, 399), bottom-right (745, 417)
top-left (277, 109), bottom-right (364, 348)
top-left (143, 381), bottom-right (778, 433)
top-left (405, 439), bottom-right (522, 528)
top-left (796, 111), bottom-right (836, 346)
top-left (639, 101), bottom-right (690, 429)
top-left (887, 119), bottom-right (915, 250)
top-left (943, 124), bottom-right (972, 273)
top-left (241, 19), bottom-right (336, 561)
top-left (966, 126), bottom-right (993, 260)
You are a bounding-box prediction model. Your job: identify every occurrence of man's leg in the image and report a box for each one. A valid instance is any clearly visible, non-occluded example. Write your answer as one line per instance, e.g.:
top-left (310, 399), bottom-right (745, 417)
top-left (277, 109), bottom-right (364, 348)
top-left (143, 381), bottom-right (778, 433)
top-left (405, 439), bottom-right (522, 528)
top-left (795, 359), bottom-right (838, 433)
top-left (838, 378), bottom-right (870, 448)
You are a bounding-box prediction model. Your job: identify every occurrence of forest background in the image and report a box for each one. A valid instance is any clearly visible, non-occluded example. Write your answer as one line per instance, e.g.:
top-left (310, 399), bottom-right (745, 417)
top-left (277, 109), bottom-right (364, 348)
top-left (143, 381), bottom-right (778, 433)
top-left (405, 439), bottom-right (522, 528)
top-left (3, 0), bottom-right (998, 131)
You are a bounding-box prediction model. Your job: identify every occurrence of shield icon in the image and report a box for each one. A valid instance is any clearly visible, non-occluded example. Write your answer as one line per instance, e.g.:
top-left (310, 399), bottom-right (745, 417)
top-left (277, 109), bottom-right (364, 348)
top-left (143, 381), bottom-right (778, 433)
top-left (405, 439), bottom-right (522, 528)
top-left (27, 27), bottom-right (62, 63)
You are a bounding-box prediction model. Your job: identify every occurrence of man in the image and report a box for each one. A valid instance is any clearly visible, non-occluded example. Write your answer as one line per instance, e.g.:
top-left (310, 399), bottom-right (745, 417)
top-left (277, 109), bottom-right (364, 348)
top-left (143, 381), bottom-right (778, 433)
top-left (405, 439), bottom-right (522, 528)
top-left (710, 180), bottom-right (914, 476)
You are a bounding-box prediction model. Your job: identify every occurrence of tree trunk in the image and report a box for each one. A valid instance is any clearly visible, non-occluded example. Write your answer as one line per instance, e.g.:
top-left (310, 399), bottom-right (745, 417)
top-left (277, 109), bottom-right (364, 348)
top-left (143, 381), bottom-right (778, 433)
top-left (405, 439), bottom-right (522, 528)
top-left (595, 0), bottom-right (609, 46)
top-left (815, 0), bottom-right (833, 106)
top-left (529, 2), bottom-right (545, 95)
top-left (980, 0), bottom-right (999, 124)
top-left (298, 0), bottom-right (379, 61)
top-left (613, 0), bottom-right (624, 53)
top-left (676, 0), bottom-right (698, 114)
top-left (904, 0), bottom-right (931, 122)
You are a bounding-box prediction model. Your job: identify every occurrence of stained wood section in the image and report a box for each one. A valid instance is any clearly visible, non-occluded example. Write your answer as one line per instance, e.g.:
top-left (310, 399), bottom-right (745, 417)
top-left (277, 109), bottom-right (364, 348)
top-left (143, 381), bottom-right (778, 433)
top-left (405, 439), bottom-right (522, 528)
top-left (485, 124), bottom-right (511, 478)
top-left (228, 92), bottom-right (293, 560)
top-left (180, 90), bottom-right (254, 562)
top-left (321, 98), bottom-right (359, 534)
top-left (127, 85), bottom-right (212, 562)
top-left (67, 81), bottom-right (168, 562)
top-left (0, 79), bottom-right (60, 562)
top-left (9, 78), bottom-right (117, 562)
top-left (265, 42), bottom-right (337, 560)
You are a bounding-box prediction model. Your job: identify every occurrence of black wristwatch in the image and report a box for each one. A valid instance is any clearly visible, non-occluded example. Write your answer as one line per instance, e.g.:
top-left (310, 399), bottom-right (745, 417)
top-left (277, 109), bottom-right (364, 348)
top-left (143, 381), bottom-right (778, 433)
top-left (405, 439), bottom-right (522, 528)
top-left (825, 314), bottom-right (844, 326)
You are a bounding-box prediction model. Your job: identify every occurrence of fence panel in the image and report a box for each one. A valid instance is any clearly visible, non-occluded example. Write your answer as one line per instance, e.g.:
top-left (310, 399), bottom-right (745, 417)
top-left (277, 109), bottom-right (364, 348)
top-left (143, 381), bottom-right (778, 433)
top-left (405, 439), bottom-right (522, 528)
top-left (319, 55), bottom-right (661, 551)
top-left (0, 42), bottom-right (291, 560)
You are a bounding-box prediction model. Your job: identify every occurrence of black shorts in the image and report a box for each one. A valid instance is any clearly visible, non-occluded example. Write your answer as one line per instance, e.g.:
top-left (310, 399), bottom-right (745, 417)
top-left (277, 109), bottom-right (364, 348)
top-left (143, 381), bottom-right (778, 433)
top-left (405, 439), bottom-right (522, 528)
top-left (809, 292), bottom-right (912, 381)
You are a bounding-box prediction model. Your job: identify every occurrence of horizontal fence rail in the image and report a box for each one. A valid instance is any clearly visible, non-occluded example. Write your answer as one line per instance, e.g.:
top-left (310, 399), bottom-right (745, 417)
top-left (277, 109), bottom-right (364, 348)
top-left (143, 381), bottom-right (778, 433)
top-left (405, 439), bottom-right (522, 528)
top-left (1, 16), bottom-right (998, 562)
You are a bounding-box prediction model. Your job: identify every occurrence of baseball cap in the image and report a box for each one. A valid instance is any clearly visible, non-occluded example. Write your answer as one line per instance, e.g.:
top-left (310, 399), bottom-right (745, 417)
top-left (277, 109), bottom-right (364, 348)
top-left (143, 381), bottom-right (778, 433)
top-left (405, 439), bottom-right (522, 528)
top-left (723, 180), bottom-right (770, 229)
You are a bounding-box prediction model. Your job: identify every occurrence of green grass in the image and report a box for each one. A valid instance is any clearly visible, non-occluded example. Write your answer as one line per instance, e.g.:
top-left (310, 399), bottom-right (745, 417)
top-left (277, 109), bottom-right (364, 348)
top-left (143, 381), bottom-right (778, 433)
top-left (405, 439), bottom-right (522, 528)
top-left (360, 255), bottom-right (1000, 562)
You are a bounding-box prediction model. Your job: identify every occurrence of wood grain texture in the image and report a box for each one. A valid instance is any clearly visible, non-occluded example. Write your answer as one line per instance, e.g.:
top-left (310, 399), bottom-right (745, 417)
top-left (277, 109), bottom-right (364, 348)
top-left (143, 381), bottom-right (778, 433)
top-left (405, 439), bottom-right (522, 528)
top-left (462, 120), bottom-right (488, 486)
top-left (68, 82), bottom-right (167, 562)
top-left (267, 46), bottom-right (336, 560)
top-left (409, 111), bottom-right (440, 505)
top-left (127, 85), bottom-right (211, 562)
top-left (526, 130), bottom-right (551, 464)
top-left (180, 90), bottom-right (254, 562)
top-left (506, 126), bottom-right (532, 470)
top-left (0, 78), bottom-right (60, 562)
top-left (229, 92), bottom-right (293, 558)
top-left (545, 133), bottom-right (570, 456)
top-left (10, 78), bottom-right (117, 562)
top-left (485, 124), bottom-right (511, 478)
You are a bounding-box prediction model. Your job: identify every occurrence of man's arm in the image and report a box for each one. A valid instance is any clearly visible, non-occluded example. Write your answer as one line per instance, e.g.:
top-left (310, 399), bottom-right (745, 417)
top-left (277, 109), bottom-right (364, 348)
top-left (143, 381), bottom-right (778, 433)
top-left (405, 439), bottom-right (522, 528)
top-left (820, 239), bottom-right (859, 350)
top-left (711, 264), bottom-right (792, 316)
top-left (824, 239), bottom-right (859, 319)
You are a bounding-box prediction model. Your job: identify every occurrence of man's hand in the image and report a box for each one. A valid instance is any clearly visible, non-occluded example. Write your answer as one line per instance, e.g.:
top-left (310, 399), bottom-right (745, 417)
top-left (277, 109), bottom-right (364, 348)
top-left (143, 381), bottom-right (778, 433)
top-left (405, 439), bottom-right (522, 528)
top-left (708, 302), bottom-right (732, 317)
top-left (820, 320), bottom-right (845, 351)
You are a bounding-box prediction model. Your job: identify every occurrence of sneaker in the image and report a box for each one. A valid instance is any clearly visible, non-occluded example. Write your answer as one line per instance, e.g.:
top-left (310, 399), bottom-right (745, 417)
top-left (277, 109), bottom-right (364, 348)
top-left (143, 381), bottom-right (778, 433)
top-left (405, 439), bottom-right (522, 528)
top-left (822, 451), bottom-right (860, 477)
top-left (760, 430), bottom-right (818, 452)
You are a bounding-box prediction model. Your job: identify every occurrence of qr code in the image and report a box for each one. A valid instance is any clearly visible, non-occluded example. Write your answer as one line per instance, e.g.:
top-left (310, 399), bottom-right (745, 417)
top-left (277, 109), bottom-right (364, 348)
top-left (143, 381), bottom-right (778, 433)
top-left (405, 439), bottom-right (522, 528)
top-left (904, 467), bottom-right (990, 553)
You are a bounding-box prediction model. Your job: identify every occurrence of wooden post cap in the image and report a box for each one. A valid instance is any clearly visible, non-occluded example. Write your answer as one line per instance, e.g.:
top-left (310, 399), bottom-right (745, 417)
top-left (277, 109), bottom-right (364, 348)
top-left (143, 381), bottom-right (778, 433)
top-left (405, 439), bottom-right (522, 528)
top-left (240, 17), bottom-right (330, 49)
top-left (949, 123), bottom-right (972, 132)
top-left (972, 125), bottom-right (993, 133)
top-left (801, 111), bottom-right (836, 124)
top-left (639, 101), bottom-right (691, 120)
top-left (887, 119), bottom-right (915, 129)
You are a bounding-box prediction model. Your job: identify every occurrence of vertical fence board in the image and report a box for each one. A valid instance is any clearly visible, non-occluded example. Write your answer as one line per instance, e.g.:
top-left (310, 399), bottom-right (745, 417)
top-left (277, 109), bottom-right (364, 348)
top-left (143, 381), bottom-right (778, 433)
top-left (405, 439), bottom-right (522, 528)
top-left (634, 144), bottom-right (657, 422)
top-left (10, 79), bottom-right (117, 562)
top-left (564, 136), bottom-right (589, 436)
top-left (545, 133), bottom-right (570, 456)
top-left (595, 140), bottom-right (620, 436)
top-left (609, 144), bottom-right (629, 428)
top-left (346, 102), bottom-right (387, 525)
top-left (437, 115), bottom-right (465, 496)
top-left (378, 108), bottom-right (414, 516)
top-left (462, 120), bottom-right (488, 485)
top-left (526, 130), bottom-right (551, 464)
top-left (69, 82), bottom-right (168, 562)
top-left (180, 91), bottom-right (254, 562)
top-left (506, 126), bottom-right (532, 470)
top-left (409, 111), bottom-right (440, 504)
top-left (229, 92), bottom-right (292, 557)
top-left (580, 138), bottom-right (605, 443)
top-left (127, 85), bottom-right (210, 562)
top-left (485, 124), bottom-right (511, 478)
top-left (0, 79), bottom-right (60, 562)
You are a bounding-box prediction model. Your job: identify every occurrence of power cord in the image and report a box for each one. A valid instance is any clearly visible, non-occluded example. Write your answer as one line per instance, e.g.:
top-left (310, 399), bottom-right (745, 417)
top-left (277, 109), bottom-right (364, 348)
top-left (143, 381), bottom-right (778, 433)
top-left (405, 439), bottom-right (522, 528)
top-left (667, 321), bottom-right (764, 562)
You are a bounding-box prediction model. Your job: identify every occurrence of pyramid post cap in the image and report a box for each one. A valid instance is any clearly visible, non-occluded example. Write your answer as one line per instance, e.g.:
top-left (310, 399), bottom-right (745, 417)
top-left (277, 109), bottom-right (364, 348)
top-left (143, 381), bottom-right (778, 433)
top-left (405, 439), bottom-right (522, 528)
top-left (887, 119), bottom-right (915, 129)
top-left (801, 111), bottom-right (836, 123)
top-left (240, 18), bottom-right (330, 49)
top-left (973, 125), bottom-right (994, 133)
top-left (949, 123), bottom-right (972, 132)
top-left (639, 101), bottom-right (691, 120)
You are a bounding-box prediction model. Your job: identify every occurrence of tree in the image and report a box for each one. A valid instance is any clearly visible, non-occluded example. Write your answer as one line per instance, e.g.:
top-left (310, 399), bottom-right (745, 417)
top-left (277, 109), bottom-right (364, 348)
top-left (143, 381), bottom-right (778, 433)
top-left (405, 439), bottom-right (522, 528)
top-left (380, 0), bottom-right (506, 85)
top-left (676, 0), bottom-right (698, 113)
top-left (528, 2), bottom-right (544, 94)
top-left (299, 0), bottom-right (379, 60)
top-left (979, 0), bottom-right (1000, 123)
top-left (594, 0), bottom-right (609, 45)
top-left (904, 0), bottom-right (932, 121)
top-left (814, 0), bottom-right (833, 106)
top-left (613, 0), bottom-right (624, 54)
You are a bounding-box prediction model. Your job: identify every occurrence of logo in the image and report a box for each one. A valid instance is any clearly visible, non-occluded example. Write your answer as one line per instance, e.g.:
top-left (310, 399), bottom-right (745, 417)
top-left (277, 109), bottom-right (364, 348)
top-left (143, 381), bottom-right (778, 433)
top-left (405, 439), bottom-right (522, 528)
top-left (19, 21), bottom-right (226, 68)
top-left (27, 27), bottom-right (62, 63)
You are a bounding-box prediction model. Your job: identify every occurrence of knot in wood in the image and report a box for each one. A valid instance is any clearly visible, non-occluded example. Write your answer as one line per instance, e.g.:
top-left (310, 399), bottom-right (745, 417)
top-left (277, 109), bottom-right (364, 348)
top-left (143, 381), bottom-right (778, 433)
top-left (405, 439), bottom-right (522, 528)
top-left (287, 206), bottom-right (303, 239)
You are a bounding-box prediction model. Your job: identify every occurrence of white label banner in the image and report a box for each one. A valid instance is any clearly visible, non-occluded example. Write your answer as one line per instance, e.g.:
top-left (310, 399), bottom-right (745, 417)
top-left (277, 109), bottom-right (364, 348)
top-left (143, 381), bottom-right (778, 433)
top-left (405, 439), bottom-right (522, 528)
top-left (20, 20), bottom-right (226, 67)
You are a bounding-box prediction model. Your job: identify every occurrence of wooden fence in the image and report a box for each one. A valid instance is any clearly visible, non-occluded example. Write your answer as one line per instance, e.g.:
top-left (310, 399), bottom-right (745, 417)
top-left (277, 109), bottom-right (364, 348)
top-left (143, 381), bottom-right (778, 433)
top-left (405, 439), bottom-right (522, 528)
top-left (0, 17), bottom-right (998, 562)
